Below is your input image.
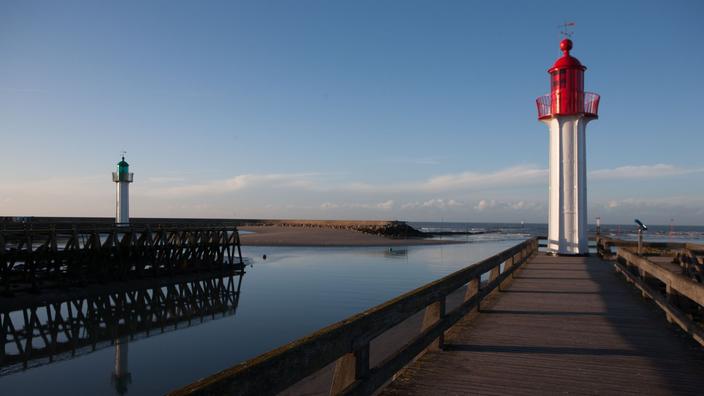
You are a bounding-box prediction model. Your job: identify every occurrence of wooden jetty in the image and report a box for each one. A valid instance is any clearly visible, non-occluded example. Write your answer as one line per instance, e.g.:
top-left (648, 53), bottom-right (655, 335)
top-left (170, 236), bottom-right (704, 396)
top-left (0, 222), bottom-right (243, 294)
top-left (0, 268), bottom-right (245, 376)
top-left (382, 252), bottom-right (704, 395)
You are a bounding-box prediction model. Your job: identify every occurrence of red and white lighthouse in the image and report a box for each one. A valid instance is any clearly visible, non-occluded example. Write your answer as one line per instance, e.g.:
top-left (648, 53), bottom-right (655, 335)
top-left (536, 39), bottom-right (600, 255)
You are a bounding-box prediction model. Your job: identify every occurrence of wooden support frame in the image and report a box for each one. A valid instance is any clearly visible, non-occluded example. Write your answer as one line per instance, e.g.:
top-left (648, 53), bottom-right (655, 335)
top-left (0, 224), bottom-right (244, 293)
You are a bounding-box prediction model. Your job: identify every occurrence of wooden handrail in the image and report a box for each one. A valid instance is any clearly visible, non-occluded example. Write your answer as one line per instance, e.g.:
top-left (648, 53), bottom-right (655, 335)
top-left (615, 247), bottom-right (704, 345)
top-left (169, 237), bottom-right (539, 396)
top-left (594, 235), bottom-right (701, 260)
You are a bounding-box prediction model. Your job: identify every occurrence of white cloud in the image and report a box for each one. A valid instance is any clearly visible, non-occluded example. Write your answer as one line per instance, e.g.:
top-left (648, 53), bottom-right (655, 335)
top-left (145, 173), bottom-right (322, 197)
top-left (590, 164), bottom-right (704, 180)
top-left (474, 199), bottom-right (496, 211)
top-left (474, 199), bottom-right (543, 212)
top-left (131, 163), bottom-right (704, 199)
top-left (597, 196), bottom-right (704, 210)
top-left (336, 165), bottom-right (548, 194)
top-left (401, 199), bottom-right (466, 210)
top-left (147, 176), bottom-right (186, 183)
top-left (1, 163), bottom-right (702, 222)
top-left (590, 196), bottom-right (704, 224)
top-left (320, 200), bottom-right (395, 211)
top-left (377, 200), bottom-right (395, 210)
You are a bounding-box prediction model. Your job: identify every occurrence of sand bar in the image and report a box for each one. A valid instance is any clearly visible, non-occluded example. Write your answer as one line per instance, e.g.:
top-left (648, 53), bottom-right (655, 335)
top-left (239, 225), bottom-right (459, 247)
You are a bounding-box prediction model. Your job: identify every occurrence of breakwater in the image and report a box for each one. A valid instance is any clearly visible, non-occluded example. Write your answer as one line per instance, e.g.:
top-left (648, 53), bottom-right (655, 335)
top-left (1, 217), bottom-right (426, 238)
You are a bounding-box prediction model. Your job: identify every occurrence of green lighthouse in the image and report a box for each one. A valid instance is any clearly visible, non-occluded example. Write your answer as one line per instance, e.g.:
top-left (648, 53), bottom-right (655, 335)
top-left (112, 155), bottom-right (133, 225)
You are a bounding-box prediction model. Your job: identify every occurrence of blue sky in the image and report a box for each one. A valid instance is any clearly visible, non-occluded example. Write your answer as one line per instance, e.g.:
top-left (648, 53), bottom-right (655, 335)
top-left (1, 0), bottom-right (703, 224)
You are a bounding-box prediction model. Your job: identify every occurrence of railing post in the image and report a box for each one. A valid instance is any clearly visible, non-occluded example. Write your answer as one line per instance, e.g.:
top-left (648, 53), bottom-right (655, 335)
top-left (474, 276), bottom-right (482, 311)
top-left (638, 268), bottom-right (651, 300)
top-left (665, 282), bottom-right (675, 324)
top-left (500, 256), bottom-right (515, 289)
top-left (421, 296), bottom-right (446, 351)
top-left (464, 278), bottom-right (479, 304)
top-left (330, 344), bottom-right (370, 395)
top-left (505, 255), bottom-right (514, 272)
top-left (518, 244), bottom-right (526, 263)
top-left (354, 344), bottom-right (370, 380)
top-left (489, 264), bottom-right (500, 284)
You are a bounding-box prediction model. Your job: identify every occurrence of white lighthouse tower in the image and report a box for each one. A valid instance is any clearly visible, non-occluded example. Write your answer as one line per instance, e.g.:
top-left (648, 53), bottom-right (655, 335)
top-left (112, 155), bottom-right (133, 226)
top-left (536, 38), bottom-right (600, 255)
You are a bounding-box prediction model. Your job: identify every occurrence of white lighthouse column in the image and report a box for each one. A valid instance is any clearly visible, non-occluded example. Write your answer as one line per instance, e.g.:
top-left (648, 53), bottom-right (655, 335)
top-left (117, 181), bottom-right (129, 225)
top-left (542, 115), bottom-right (591, 255)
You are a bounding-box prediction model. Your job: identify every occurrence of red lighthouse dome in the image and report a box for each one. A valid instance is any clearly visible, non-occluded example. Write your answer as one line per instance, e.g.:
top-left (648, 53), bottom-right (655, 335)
top-left (536, 39), bottom-right (599, 119)
top-left (550, 39), bottom-right (585, 71)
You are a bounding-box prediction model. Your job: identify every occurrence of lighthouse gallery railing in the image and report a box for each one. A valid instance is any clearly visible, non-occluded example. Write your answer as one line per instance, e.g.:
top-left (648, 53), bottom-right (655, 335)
top-left (536, 92), bottom-right (600, 119)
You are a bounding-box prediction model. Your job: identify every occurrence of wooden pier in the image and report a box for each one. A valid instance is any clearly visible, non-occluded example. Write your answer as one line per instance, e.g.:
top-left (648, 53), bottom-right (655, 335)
top-left (170, 237), bottom-right (704, 396)
top-left (0, 222), bottom-right (243, 294)
top-left (382, 253), bottom-right (704, 395)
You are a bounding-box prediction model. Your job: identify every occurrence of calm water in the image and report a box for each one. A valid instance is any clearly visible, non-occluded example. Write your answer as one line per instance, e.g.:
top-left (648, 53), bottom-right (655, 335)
top-left (1, 222), bottom-right (702, 395)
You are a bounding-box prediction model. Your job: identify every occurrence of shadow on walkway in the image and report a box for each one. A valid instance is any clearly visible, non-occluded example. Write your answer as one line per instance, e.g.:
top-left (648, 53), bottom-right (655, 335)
top-left (381, 254), bottom-right (704, 395)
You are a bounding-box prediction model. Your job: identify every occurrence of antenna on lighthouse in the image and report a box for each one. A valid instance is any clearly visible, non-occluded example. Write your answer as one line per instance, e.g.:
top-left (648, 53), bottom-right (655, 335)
top-left (558, 21), bottom-right (576, 39)
top-left (120, 149), bottom-right (127, 159)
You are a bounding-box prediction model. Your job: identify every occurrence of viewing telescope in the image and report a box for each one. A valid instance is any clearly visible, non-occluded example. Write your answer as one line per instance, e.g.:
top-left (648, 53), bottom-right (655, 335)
top-left (635, 219), bottom-right (647, 231)
top-left (635, 219), bottom-right (647, 255)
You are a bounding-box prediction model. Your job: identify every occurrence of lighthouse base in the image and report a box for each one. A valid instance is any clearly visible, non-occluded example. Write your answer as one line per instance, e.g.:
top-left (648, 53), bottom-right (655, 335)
top-left (542, 114), bottom-right (592, 256)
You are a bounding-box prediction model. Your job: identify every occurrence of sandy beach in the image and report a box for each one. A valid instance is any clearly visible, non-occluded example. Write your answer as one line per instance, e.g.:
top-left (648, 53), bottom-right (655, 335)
top-left (239, 225), bottom-right (459, 246)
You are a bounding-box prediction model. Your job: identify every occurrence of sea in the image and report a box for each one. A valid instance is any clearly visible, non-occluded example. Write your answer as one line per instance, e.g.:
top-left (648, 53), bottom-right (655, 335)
top-left (410, 221), bottom-right (704, 244)
top-left (1, 222), bottom-right (702, 395)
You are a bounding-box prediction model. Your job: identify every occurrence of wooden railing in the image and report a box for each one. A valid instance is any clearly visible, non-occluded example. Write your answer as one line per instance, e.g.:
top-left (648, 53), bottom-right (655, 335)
top-left (169, 237), bottom-right (539, 396)
top-left (614, 247), bottom-right (704, 346)
top-left (595, 235), bottom-right (689, 260)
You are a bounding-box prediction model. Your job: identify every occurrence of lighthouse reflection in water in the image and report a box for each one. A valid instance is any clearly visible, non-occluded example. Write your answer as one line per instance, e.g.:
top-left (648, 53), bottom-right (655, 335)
top-left (0, 270), bottom-right (245, 395)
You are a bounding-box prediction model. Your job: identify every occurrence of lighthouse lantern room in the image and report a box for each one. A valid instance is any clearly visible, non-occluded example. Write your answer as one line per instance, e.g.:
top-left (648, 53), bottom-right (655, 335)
top-left (536, 38), bottom-right (600, 255)
top-left (112, 155), bottom-right (134, 226)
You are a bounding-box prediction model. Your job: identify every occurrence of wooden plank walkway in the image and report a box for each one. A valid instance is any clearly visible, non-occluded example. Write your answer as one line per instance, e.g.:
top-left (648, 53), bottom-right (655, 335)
top-left (382, 253), bottom-right (704, 395)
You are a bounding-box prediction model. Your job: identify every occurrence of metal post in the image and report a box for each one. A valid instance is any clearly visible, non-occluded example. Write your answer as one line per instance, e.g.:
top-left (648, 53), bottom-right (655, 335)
top-left (637, 228), bottom-right (643, 255)
top-left (595, 216), bottom-right (601, 236)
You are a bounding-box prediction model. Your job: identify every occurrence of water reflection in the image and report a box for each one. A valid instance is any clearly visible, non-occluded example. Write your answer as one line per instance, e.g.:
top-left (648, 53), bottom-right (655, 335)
top-left (384, 248), bottom-right (408, 259)
top-left (1, 241), bottom-right (526, 395)
top-left (0, 268), bottom-right (245, 395)
top-left (112, 336), bottom-right (131, 395)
